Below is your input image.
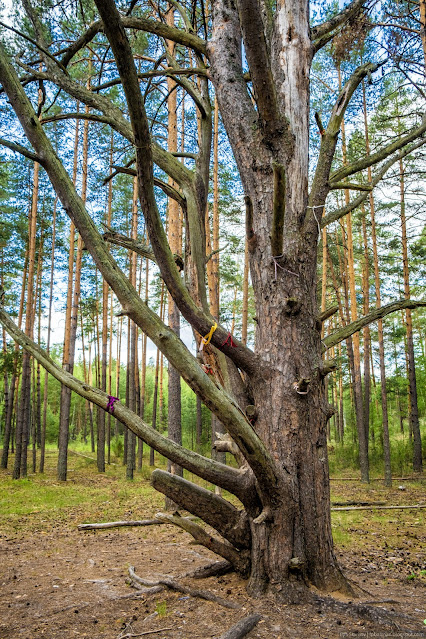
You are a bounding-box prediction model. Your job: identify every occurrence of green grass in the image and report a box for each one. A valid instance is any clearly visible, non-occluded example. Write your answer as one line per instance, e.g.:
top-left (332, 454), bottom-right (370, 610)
top-left (0, 445), bottom-right (165, 534)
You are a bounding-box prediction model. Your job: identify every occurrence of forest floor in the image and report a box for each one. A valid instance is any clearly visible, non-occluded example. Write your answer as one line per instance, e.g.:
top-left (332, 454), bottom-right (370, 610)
top-left (0, 450), bottom-right (425, 639)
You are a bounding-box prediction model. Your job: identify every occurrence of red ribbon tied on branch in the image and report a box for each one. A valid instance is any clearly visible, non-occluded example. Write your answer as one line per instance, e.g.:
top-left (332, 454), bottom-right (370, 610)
top-left (221, 332), bottom-right (237, 348)
top-left (106, 396), bottom-right (119, 413)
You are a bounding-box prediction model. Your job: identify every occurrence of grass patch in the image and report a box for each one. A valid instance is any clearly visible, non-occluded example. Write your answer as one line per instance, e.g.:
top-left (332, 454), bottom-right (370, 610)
top-left (0, 446), bottom-right (164, 534)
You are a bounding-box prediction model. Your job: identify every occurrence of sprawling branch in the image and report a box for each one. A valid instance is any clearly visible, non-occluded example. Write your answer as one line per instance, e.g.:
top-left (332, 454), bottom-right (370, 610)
top-left (330, 116), bottom-right (426, 183)
top-left (0, 41), bottom-right (278, 497)
top-left (0, 304), bottom-right (251, 500)
top-left (322, 137), bottom-right (426, 227)
top-left (323, 299), bottom-right (426, 350)
top-left (151, 469), bottom-right (252, 548)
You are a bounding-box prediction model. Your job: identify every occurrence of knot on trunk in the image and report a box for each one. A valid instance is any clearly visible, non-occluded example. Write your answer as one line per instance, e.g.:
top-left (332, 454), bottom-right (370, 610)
top-left (293, 378), bottom-right (310, 395)
top-left (284, 297), bottom-right (302, 316)
top-left (319, 359), bottom-right (338, 377)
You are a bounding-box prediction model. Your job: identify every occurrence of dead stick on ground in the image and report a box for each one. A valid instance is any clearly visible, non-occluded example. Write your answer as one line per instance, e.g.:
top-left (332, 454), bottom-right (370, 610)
top-left (218, 614), bottom-right (262, 639)
top-left (331, 504), bottom-right (426, 512)
top-left (78, 519), bottom-right (162, 530)
top-left (128, 566), bottom-right (240, 609)
top-left (119, 629), bottom-right (174, 638)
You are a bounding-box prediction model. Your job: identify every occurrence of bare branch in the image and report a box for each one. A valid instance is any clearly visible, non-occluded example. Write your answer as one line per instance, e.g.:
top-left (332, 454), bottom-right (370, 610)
top-left (93, 0), bottom-right (258, 377)
top-left (323, 299), bottom-right (426, 350)
top-left (0, 19), bottom-right (69, 75)
top-left (154, 513), bottom-right (249, 576)
top-left (330, 117), bottom-right (426, 183)
top-left (102, 227), bottom-right (184, 271)
top-left (0, 303), bottom-right (256, 500)
top-left (0, 41), bottom-right (275, 491)
top-left (328, 181), bottom-right (372, 191)
top-left (307, 61), bottom-right (382, 233)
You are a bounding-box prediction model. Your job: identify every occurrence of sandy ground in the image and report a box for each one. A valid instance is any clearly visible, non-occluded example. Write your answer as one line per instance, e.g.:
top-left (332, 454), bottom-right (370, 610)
top-left (0, 502), bottom-right (425, 639)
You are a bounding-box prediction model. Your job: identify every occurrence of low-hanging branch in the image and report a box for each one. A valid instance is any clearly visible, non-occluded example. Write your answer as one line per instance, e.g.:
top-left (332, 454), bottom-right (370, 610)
top-left (151, 469), bottom-right (252, 548)
top-left (323, 299), bottom-right (426, 350)
top-left (0, 304), bottom-right (256, 504)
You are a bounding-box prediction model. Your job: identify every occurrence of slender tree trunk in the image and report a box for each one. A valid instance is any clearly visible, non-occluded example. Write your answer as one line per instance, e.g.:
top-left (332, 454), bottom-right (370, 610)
top-left (2, 250), bottom-right (28, 469)
top-left (150, 283), bottom-right (165, 466)
top-left (165, 20), bottom-right (183, 502)
top-left (361, 210), bottom-right (371, 446)
top-left (40, 200), bottom-right (56, 472)
top-left (57, 108), bottom-right (81, 480)
top-left (362, 79), bottom-right (391, 484)
top-left (340, 104), bottom-right (368, 482)
top-left (14, 161), bottom-right (39, 479)
top-left (399, 159), bottom-right (422, 472)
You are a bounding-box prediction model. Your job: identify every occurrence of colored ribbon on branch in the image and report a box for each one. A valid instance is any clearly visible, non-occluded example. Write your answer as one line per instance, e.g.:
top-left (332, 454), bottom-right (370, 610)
top-left (199, 322), bottom-right (217, 351)
top-left (221, 331), bottom-right (237, 348)
top-left (106, 395), bottom-right (119, 413)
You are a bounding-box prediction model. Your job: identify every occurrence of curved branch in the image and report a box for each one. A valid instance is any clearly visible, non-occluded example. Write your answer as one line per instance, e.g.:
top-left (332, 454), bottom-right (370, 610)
top-left (102, 227), bottom-right (184, 271)
top-left (307, 61), bottom-right (382, 233)
top-left (154, 512), bottom-right (249, 575)
top-left (93, 0), bottom-right (258, 376)
top-left (323, 299), bottom-right (426, 350)
top-left (0, 40), bottom-right (276, 495)
top-left (106, 164), bottom-right (187, 209)
top-left (0, 304), bottom-right (255, 501)
top-left (0, 19), bottom-right (69, 75)
top-left (92, 66), bottom-right (208, 92)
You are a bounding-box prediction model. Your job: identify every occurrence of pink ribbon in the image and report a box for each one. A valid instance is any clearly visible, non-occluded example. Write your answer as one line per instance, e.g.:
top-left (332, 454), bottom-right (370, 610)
top-left (106, 396), bottom-right (119, 413)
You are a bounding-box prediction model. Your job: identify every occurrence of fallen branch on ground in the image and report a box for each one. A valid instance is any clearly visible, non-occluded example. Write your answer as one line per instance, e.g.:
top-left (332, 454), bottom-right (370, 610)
top-left (78, 519), bottom-right (162, 530)
top-left (218, 614), bottom-right (262, 639)
top-left (119, 628), bottom-right (174, 638)
top-left (128, 566), bottom-right (240, 609)
top-left (331, 504), bottom-right (426, 512)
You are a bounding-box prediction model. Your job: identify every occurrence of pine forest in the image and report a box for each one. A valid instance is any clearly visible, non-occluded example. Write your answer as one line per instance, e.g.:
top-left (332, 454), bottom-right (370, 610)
top-left (0, 0), bottom-right (425, 636)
